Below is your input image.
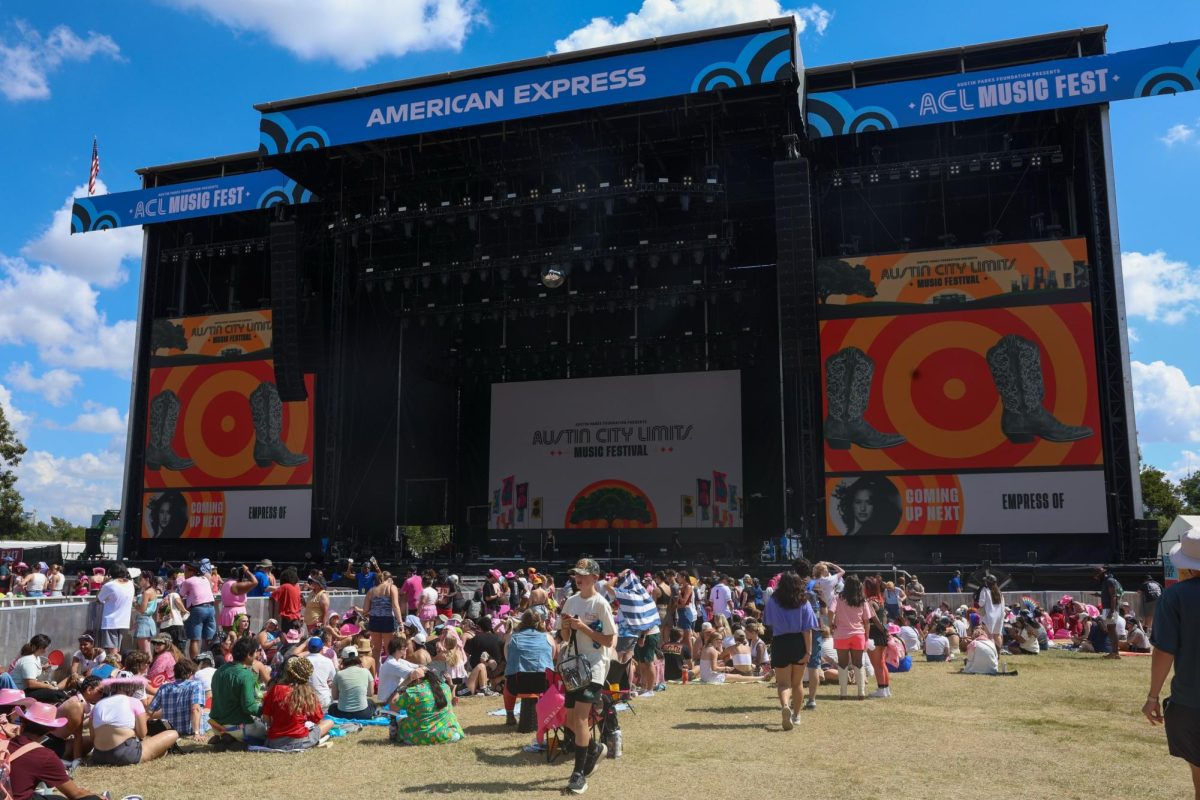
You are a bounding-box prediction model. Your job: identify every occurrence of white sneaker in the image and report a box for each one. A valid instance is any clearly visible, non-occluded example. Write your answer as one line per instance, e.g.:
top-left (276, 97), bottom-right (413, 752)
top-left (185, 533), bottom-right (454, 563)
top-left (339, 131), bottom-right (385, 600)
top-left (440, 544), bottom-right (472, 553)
top-left (639, 690), bottom-right (657, 698)
top-left (869, 687), bottom-right (890, 698)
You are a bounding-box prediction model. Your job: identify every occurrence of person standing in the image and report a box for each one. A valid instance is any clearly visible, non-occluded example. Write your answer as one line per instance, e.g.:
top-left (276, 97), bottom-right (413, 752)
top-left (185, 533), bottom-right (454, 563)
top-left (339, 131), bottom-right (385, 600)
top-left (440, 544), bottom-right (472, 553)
top-left (1138, 573), bottom-right (1163, 631)
top-left (976, 574), bottom-right (1006, 652)
top-left (1094, 566), bottom-right (1123, 660)
top-left (710, 575), bottom-right (733, 620)
top-left (366, 572), bottom-right (402, 663)
top-left (219, 566), bottom-right (259, 633)
top-left (47, 564), bottom-right (66, 597)
top-left (400, 568), bottom-right (424, 620)
top-left (179, 562), bottom-right (217, 659)
top-left (763, 571), bottom-right (817, 730)
top-left (1145, 529), bottom-right (1200, 799)
top-left (947, 570), bottom-right (963, 593)
top-left (271, 569), bottom-right (304, 633)
top-left (250, 560), bottom-right (274, 598)
top-left (97, 563), bottom-right (135, 657)
top-left (559, 558), bottom-right (616, 795)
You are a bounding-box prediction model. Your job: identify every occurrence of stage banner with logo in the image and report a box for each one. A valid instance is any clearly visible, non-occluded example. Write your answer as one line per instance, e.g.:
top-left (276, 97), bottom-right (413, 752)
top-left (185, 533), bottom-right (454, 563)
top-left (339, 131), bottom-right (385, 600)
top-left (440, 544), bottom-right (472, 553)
top-left (824, 470), bottom-right (1108, 536)
top-left (817, 238), bottom-right (1108, 536)
top-left (817, 238), bottom-right (1090, 315)
top-left (141, 488), bottom-right (311, 539)
top-left (150, 310), bottom-right (273, 365)
top-left (70, 170), bottom-right (316, 232)
top-left (144, 360), bottom-right (314, 490)
top-left (807, 38), bottom-right (1200, 137)
top-left (487, 371), bottom-right (742, 530)
top-left (259, 28), bottom-right (795, 153)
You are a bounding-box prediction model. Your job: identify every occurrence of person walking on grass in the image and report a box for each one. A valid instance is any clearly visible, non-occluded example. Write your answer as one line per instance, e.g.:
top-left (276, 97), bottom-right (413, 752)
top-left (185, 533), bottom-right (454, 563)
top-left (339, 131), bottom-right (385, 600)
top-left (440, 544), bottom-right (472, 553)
top-left (1144, 529), bottom-right (1200, 799)
top-left (559, 558), bottom-right (616, 795)
top-left (763, 571), bottom-right (817, 730)
top-left (830, 575), bottom-right (872, 701)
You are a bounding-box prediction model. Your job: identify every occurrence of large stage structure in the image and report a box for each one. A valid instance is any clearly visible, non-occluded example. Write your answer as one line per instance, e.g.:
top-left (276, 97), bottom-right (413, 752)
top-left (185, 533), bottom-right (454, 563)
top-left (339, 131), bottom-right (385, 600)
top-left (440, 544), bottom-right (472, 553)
top-left (80, 19), bottom-right (1200, 568)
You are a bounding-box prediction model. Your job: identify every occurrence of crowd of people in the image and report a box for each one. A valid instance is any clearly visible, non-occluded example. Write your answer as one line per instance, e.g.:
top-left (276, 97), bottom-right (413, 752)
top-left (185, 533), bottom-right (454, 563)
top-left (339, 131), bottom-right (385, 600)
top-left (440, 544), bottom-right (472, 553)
top-left (0, 544), bottom-right (1194, 798)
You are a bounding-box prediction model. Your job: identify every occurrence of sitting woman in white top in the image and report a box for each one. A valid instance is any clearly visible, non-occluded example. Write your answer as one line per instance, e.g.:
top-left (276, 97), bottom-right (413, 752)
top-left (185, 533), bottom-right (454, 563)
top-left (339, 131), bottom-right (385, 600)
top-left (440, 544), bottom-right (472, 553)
top-left (698, 629), bottom-right (766, 684)
top-left (962, 631), bottom-right (1000, 675)
top-left (89, 675), bottom-right (179, 765)
top-left (923, 624), bottom-right (952, 662)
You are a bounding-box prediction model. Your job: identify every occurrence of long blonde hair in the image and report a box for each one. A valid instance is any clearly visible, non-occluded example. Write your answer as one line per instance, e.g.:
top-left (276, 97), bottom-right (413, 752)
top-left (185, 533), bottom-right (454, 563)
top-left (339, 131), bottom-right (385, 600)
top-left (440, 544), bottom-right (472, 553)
top-left (281, 657), bottom-right (320, 715)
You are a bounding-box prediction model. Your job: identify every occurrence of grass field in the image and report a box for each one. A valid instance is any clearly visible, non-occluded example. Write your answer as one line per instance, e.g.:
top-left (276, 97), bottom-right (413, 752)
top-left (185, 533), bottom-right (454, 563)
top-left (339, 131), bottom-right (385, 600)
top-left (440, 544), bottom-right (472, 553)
top-left (75, 650), bottom-right (1190, 800)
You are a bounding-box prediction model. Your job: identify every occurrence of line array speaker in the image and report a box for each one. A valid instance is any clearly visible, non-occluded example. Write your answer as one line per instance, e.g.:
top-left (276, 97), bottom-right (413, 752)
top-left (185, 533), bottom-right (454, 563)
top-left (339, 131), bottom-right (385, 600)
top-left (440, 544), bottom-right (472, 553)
top-left (270, 220), bottom-right (307, 401)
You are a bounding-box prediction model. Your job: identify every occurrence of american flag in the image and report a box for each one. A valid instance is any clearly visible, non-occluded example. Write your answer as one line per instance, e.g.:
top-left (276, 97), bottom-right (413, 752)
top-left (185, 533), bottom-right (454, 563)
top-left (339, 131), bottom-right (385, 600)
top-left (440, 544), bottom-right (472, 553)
top-left (88, 137), bottom-right (99, 196)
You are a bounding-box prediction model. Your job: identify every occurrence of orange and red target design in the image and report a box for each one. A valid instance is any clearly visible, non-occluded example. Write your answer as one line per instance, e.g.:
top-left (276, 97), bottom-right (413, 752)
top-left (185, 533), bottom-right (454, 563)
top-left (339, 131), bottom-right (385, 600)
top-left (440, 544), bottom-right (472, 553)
top-left (141, 490), bottom-right (227, 539)
top-left (826, 474), bottom-right (965, 536)
top-left (144, 360), bottom-right (314, 489)
top-left (820, 303), bottom-right (1103, 474)
top-left (563, 479), bottom-right (659, 529)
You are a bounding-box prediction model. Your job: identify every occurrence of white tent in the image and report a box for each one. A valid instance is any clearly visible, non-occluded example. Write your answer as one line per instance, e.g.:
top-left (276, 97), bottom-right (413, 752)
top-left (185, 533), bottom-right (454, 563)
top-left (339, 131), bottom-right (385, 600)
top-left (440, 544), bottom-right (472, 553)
top-left (1161, 515), bottom-right (1200, 584)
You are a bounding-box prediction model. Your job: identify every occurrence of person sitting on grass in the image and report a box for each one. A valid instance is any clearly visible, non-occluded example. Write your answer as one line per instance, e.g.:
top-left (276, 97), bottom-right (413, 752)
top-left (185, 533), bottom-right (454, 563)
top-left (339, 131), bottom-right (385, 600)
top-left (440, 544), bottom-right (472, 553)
top-left (1, 700), bottom-right (107, 800)
top-left (386, 670), bottom-right (464, 746)
top-left (963, 629), bottom-right (1000, 675)
top-left (698, 628), bottom-right (766, 684)
top-left (744, 621), bottom-right (770, 676)
top-left (208, 637), bottom-right (263, 742)
top-left (923, 623), bottom-right (952, 662)
top-left (148, 658), bottom-right (206, 741)
top-left (89, 675), bottom-right (179, 765)
top-left (661, 628), bottom-right (697, 682)
top-left (329, 645), bottom-right (375, 720)
top-left (1126, 617), bottom-right (1151, 653)
top-left (261, 656), bottom-right (335, 751)
top-left (45, 676), bottom-right (105, 763)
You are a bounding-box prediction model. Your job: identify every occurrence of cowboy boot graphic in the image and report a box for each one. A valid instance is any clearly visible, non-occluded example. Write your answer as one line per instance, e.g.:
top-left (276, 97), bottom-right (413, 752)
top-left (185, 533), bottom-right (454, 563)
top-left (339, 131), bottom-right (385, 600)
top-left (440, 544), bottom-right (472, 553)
top-left (249, 382), bottom-right (309, 468)
top-left (986, 334), bottom-right (1093, 443)
top-left (145, 390), bottom-right (194, 471)
top-left (824, 347), bottom-right (905, 450)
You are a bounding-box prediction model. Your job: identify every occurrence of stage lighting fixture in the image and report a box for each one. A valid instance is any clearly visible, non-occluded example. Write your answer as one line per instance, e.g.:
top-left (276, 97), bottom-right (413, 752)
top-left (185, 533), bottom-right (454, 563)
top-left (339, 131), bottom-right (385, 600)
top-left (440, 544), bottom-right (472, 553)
top-left (928, 164), bottom-right (941, 177)
top-left (908, 168), bottom-right (920, 179)
top-left (1011, 155), bottom-right (1023, 168)
top-left (868, 171), bottom-right (880, 184)
top-left (948, 163), bottom-right (961, 176)
top-left (968, 159), bottom-right (981, 172)
top-left (1050, 151), bottom-right (1064, 164)
top-left (540, 265), bottom-right (566, 289)
top-left (984, 228), bottom-right (1002, 244)
top-left (1030, 154), bottom-right (1043, 167)
top-left (871, 145), bottom-right (883, 164)
top-left (849, 172), bottom-right (861, 185)
top-left (832, 174), bottom-right (843, 187)
top-left (989, 158), bottom-right (1001, 171)
top-left (888, 169), bottom-right (900, 181)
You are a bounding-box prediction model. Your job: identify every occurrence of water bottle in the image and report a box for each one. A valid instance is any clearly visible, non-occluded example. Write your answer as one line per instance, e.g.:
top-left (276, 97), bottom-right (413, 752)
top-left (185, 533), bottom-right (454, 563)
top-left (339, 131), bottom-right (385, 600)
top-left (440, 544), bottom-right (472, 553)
top-left (611, 729), bottom-right (623, 758)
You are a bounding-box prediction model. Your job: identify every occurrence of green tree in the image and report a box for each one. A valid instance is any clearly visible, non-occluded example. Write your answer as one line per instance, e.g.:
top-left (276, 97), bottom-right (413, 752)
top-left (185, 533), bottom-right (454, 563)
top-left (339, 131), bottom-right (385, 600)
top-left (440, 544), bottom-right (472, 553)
top-left (0, 404), bottom-right (28, 537)
top-left (403, 524), bottom-right (452, 556)
top-left (569, 487), bottom-right (651, 528)
top-left (815, 258), bottom-right (878, 304)
top-left (1140, 466), bottom-right (1182, 533)
top-left (1179, 470), bottom-right (1200, 513)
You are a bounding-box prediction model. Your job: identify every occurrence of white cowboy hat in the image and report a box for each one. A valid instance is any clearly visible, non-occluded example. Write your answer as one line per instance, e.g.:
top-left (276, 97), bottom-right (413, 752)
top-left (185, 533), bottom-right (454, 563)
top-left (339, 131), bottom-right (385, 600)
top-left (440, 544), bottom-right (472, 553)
top-left (1170, 528), bottom-right (1200, 572)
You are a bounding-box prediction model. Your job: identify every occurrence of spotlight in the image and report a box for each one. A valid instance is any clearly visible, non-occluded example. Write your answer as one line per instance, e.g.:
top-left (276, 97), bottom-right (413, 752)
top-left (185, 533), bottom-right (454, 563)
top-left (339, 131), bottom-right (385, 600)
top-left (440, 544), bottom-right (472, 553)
top-left (869, 171), bottom-right (880, 184)
top-left (948, 163), bottom-right (961, 176)
top-left (1030, 154), bottom-right (1043, 167)
top-left (832, 174), bottom-right (843, 187)
top-left (909, 168), bottom-right (920, 179)
top-left (540, 265), bottom-right (566, 289)
top-left (989, 159), bottom-right (1001, 171)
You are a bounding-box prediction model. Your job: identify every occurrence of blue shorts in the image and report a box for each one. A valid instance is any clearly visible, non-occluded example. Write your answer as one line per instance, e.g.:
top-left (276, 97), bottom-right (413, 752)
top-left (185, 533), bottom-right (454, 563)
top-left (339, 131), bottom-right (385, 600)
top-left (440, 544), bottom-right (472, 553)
top-left (676, 607), bottom-right (696, 630)
top-left (184, 604), bottom-right (217, 642)
top-left (807, 631), bottom-right (824, 669)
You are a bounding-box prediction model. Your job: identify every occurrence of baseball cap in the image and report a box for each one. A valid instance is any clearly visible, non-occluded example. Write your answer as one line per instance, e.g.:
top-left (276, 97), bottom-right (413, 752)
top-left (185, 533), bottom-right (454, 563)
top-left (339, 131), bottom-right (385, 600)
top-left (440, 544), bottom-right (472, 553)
top-left (257, 559), bottom-right (273, 569)
top-left (307, 637), bottom-right (324, 651)
top-left (568, 558), bottom-right (601, 576)
top-left (195, 651), bottom-right (215, 664)
top-left (339, 645), bottom-right (359, 659)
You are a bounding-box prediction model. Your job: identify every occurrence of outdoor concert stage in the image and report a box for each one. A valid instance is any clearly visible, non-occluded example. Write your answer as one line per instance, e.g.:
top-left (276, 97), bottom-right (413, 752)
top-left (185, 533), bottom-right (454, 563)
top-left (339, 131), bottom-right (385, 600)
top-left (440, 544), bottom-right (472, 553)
top-left (88, 19), bottom-right (1173, 568)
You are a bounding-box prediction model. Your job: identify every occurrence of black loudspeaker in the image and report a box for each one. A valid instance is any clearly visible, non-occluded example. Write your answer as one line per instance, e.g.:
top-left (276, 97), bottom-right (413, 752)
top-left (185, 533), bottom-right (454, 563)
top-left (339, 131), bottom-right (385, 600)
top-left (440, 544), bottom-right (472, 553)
top-left (269, 220), bottom-right (307, 402)
top-left (930, 551), bottom-right (942, 565)
top-left (84, 528), bottom-right (102, 558)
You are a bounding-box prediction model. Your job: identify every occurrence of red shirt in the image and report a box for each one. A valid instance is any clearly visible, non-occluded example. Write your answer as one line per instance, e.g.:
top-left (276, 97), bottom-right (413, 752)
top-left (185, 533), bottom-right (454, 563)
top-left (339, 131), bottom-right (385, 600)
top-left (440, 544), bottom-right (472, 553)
top-left (262, 684), bottom-right (323, 740)
top-left (7, 736), bottom-right (69, 800)
top-left (272, 583), bottom-right (302, 620)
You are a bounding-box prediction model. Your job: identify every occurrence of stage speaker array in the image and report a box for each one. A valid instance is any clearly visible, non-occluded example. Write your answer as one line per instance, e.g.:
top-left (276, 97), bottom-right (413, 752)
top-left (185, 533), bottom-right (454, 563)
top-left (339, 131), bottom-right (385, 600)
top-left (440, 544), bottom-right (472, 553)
top-left (269, 220), bottom-right (307, 401)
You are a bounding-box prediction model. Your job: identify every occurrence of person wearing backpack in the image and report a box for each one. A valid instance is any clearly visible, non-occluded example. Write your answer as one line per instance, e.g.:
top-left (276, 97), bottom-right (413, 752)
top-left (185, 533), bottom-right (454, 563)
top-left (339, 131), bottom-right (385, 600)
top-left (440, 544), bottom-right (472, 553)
top-left (1139, 574), bottom-right (1163, 630)
top-left (1094, 566), bottom-right (1124, 660)
top-left (2, 701), bottom-right (106, 800)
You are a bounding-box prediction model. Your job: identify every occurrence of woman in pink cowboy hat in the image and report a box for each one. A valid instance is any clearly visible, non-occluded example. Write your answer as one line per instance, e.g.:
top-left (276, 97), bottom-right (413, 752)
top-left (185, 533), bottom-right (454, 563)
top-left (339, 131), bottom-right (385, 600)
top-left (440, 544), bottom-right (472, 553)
top-left (2, 699), bottom-right (106, 800)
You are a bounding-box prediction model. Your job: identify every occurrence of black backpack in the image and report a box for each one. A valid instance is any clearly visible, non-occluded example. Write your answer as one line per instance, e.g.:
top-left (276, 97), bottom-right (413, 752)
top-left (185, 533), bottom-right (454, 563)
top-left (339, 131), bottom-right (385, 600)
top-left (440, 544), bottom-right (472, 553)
top-left (1142, 580), bottom-right (1162, 600)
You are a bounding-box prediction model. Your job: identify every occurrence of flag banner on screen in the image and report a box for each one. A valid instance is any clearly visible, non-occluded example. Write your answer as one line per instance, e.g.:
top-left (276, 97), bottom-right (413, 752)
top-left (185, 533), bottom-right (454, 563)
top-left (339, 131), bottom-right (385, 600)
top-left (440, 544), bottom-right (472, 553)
top-left (141, 488), bottom-right (311, 539)
top-left (729, 487), bottom-right (738, 512)
top-left (150, 310), bottom-right (273, 365)
top-left (488, 371), bottom-right (742, 529)
top-left (713, 471), bottom-right (728, 503)
top-left (516, 482), bottom-right (528, 510)
top-left (816, 239), bottom-right (1090, 317)
top-left (824, 470), bottom-right (1108, 536)
top-left (531, 497), bottom-right (543, 520)
top-left (807, 39), bottom-right (1200, 137)
top-left (501, 476), bottom-right (514, 506)
top-left (681, 495), bottom-right (695, 518)
top-left (492, 490), bottom-right (501, 514)
top-left (697, 479), bottom-right (711, 507)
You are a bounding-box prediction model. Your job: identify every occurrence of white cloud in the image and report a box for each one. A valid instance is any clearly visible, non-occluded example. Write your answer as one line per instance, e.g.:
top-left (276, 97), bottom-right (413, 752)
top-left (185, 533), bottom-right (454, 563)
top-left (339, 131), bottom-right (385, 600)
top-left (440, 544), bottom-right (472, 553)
top-left (4, 362), bottom-right (80, 406)
top-left (0, 21), bottom-right (121, 101)
top-left (1131, 360), bottom-right (1200, 444)
top-left (22, 179), bottom-right (142, 288)
top-left (554, 0), bottom-right (830, 53)
top-left (1160, 121), bottom-right (1196, 147)
top-left (1163, 449), bottom-right (1200, 482)
top-left (0, 382), bottom-right (31, 440)
top-left (67, 403), bottom-right (128, 435)
top-left (1121, 250), bottom-right (1200, 325)
top-left (0, 256), bottom-right (136, 374)
top-left (14, 448), bottom-right (124, 525)
top-left (162, 0), bottom-right (482, 70)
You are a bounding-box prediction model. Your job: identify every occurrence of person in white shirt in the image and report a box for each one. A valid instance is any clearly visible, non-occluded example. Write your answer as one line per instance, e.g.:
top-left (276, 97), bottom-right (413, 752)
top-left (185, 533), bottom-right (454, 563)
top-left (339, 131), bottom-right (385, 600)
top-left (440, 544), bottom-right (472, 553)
top-left (924, 629), bottom-right (951, 662)
top-left (377, 636), bottom-right (423, 702)
top-left (710, 577), bottom-right (733, 619)
top-left (303, 637), bottom-right (337, 710)
top-left (897, 620), bottom-right (921, 655)
top-left (97, 564), bottom-right (136, 655)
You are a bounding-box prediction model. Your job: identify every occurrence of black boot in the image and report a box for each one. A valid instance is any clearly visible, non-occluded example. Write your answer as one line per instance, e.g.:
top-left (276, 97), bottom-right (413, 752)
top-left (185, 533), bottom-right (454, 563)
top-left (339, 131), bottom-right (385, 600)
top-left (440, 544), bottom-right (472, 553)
top-left (823, 347), bottom-right (905, 450)
top-left (249, 382), bottom-right (309, 468)
top-left (145, 390), bottom-right (194, 471)
top-left (986, 334), bottom-right (1093, 444)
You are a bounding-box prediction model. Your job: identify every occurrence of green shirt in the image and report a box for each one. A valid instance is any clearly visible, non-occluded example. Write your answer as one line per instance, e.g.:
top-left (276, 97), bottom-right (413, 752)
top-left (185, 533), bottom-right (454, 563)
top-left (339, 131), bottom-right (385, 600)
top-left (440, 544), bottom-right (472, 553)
top-left (209, 662), bottom-right (261, 725)
top-left (333, 666), bottom-right (372, 713)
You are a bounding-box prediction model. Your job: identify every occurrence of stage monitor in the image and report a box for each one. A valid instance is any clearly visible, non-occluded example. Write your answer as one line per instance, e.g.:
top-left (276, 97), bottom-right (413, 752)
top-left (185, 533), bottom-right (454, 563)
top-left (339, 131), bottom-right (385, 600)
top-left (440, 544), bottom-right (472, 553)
top-left (488, 371), bottom-right (743, 531)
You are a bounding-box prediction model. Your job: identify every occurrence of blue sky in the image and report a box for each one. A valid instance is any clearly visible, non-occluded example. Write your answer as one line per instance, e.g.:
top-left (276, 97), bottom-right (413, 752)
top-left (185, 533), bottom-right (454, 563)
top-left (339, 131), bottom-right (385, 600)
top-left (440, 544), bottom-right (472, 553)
top-left (1, 0), bottom-right (1199, 522)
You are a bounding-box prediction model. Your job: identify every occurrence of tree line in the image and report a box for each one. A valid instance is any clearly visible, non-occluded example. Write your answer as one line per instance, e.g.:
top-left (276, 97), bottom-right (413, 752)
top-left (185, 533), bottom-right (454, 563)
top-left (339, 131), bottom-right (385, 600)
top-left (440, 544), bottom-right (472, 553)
top-left (1140, 465), bottom-right (1200, 533)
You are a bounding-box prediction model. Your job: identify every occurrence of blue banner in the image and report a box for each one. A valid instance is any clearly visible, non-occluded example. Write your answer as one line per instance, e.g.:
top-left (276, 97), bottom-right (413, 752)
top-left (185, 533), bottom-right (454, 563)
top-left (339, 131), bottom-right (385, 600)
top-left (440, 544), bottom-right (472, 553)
top-left (259, 29), bottom-right (795, 154)
top-left (807, 39), bottom-right (1200, 138)
top-left (71, 169), bottom-right (317, 233)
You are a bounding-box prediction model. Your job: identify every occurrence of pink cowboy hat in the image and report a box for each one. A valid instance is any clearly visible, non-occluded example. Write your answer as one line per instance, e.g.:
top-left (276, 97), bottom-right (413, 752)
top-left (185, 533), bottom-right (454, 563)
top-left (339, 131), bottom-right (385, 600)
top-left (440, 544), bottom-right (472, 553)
top-left (14, 701), bottom-right (67, 728)
top-left (339, 623), bottom-right (361, 637)
top-left (0, 689), bottom-right (29, 708)
top-left (284, 628), bottom-right (302, 643)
